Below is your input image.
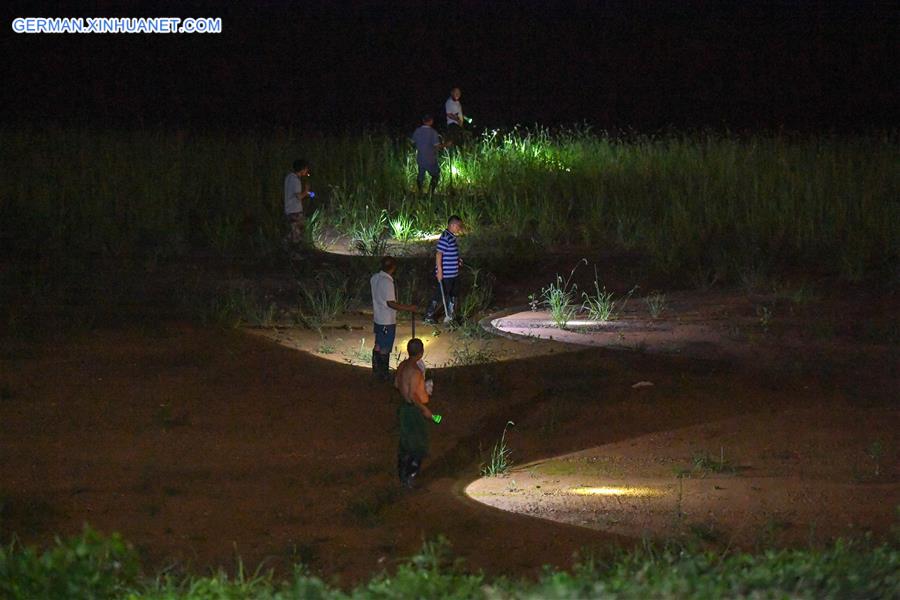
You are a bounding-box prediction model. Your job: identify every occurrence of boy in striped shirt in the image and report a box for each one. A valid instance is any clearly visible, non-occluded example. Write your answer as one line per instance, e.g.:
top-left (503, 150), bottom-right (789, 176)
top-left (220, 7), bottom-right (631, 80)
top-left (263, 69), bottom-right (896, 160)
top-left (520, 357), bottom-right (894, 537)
top-left (424, 215), bottom-right (463, 324)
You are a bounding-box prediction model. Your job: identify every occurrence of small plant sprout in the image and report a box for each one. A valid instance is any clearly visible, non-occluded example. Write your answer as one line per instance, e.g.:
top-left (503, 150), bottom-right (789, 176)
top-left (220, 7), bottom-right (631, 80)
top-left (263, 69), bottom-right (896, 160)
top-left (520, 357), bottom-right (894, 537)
top-left (645, 291), bottom-right (667, 318)
top-left (481, 420), bottom-right (515, 477)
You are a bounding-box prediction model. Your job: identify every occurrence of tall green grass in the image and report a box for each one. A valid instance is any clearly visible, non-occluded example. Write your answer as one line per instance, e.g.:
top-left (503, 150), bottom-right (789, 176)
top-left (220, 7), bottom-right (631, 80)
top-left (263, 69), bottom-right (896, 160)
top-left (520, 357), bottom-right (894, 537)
top-left (1, 528), bottom-right (897, 598)
top-left (2, 127), bottom-right (896, 283)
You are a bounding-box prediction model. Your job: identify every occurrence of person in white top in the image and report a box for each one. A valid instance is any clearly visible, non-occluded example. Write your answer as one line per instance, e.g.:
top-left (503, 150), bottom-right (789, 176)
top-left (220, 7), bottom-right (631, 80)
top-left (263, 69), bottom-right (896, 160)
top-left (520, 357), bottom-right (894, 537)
top-left (444, 87), bottom-right (465, 145)
top-left (370, 256), bottom-right (420, 381)
top-left (445, 87), bottom-right (463, 127)
top-left (283, 159), bottom-right (314, 245)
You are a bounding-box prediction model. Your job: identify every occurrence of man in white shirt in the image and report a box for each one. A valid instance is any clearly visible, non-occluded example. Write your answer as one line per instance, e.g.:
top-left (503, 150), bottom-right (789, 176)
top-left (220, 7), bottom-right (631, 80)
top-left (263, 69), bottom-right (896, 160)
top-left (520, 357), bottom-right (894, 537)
top-left (283, 159), bottom-right (313, 245)
top-left (444, 87), bottom-right (465, 146)
top-left (370, 256), bottom-right (419, 381)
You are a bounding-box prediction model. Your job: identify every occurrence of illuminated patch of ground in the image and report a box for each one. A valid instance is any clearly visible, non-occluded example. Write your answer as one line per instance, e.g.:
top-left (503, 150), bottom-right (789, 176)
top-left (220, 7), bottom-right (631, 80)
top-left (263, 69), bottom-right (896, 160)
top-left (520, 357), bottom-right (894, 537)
top-left (246, 312), bottom-right (576, 371)
top-left (490, 304), bottom-right (741, 360)
top-left (313, 229), bottom-right (437, 257)
top-left (466, 407), bottom-right (899, 547)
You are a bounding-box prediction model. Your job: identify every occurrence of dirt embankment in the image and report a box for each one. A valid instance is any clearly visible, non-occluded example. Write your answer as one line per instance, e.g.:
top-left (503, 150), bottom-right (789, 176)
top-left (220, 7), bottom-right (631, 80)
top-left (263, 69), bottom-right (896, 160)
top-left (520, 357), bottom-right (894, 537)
top-left (0, 280), bottom-right (898, 582)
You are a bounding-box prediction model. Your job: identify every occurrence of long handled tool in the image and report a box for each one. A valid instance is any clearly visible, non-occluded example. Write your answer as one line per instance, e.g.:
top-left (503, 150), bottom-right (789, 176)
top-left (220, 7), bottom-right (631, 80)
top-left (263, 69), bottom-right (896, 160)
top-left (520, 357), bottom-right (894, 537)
top-left (438, 280), bottom-right (452, 323)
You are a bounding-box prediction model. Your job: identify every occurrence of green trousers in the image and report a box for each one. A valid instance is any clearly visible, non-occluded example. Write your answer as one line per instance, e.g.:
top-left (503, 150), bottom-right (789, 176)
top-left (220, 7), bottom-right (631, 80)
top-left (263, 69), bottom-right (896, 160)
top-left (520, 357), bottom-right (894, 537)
top-left (398, 401), bottom-right (429, 459)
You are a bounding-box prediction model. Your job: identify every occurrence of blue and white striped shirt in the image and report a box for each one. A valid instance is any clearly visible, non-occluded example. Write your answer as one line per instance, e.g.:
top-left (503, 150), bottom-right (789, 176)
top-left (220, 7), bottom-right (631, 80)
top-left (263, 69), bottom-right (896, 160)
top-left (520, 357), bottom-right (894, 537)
top-left (436, 229), bottom-right (460, 278)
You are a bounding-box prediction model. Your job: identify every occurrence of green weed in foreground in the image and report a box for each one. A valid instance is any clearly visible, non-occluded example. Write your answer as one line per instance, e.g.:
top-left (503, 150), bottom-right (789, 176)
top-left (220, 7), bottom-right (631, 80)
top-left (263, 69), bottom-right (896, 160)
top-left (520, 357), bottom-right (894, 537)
top-left (0, 527), bottom-right (140, 600)
top-left (1, 528), bottom-right (897, 599)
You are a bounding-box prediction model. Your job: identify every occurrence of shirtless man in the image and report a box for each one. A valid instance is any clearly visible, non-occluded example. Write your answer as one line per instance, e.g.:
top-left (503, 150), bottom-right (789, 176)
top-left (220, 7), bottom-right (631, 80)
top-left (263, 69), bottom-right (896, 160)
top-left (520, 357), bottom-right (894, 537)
top-left (395, 338), bottom-right (441, 488)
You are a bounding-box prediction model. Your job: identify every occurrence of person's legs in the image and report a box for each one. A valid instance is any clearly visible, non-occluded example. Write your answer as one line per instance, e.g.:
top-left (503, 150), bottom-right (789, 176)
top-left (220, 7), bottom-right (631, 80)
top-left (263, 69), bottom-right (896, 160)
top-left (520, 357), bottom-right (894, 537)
top-left (373, 323), bottom-right (396, 381)
top-left (398, 402), bottom-right (429, 487)
top-left (446, 123), bottom-right (461, 147)
top-left (427, 163), bottom-right (440, 194)
top-left (416, 163), bottom-right (427, 194)
top-left (423, 277), bottom-right (443, 323)
top-left (286, 212), bottom-right (305, 244)
top-left (442, 277), bottom-right (459, 320)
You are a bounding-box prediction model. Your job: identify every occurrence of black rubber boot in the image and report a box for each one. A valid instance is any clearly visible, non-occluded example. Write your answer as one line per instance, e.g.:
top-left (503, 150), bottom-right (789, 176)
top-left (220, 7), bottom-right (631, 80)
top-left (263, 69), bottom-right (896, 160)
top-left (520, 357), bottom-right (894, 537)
top-left (372, 351), bottom-right (390, 382)
top-left (423, 300), bottom-right (440, 324)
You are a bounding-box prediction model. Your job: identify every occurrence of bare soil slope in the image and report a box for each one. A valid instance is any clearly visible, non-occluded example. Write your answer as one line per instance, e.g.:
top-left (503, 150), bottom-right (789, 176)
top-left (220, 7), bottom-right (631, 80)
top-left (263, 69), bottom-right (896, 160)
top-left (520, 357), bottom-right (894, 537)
top-left (2, 307), bottom-right (896, 584)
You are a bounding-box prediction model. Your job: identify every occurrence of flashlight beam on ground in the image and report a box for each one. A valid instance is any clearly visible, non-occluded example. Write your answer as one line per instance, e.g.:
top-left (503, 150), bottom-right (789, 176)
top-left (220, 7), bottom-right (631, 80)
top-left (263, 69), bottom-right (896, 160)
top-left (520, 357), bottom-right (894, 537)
top-left (570, 486), bottom-right (664, 498)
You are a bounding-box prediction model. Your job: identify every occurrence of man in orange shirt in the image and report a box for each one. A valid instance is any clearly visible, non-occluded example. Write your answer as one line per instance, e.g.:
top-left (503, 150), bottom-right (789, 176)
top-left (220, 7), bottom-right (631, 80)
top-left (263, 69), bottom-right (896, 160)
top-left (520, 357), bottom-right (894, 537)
top-left (395, 338), bottom-right (441, 488)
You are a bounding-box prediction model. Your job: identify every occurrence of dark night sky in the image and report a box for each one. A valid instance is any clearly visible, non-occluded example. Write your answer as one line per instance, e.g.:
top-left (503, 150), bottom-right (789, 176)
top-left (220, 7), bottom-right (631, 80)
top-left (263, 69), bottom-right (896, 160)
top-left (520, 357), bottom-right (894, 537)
top-left (2, 1), bottom-right (897, 133)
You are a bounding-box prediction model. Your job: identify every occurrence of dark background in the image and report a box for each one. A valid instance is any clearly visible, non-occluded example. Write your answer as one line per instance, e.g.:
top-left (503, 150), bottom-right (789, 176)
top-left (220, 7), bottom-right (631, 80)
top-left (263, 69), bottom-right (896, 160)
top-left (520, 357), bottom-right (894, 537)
top-left (2, 0), bottom-right (897, 133)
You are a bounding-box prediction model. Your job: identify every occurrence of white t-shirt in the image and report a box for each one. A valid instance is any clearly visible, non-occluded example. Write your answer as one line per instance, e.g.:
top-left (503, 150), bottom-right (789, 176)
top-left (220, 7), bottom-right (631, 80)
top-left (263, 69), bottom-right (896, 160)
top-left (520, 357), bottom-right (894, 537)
top-left (370, 270), bottom-right (397, 325)
top-left (445, 97), bottom-right (463, 126)
top-left (284, 172), bottom-right (303, 215)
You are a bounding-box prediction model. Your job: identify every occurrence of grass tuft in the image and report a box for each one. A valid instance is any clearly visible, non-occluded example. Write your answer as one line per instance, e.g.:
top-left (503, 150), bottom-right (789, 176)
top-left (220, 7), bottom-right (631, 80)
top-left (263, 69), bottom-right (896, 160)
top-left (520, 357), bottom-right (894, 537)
top-left (481, 420), bottom-right (515, 477)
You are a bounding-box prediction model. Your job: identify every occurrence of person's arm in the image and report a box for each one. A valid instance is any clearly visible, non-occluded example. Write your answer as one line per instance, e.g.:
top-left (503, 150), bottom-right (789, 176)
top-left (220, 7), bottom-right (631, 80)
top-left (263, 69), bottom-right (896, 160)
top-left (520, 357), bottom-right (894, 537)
top-left (387, 300), bottom-right (419, 313)
top-left (432, 130), bottom-right (451, 151)
top-left (446, 109), bottom-right (462, 125)
top-left (435, 250), bottom-right (443, 281)
top-left (293, 177), bottom-right (311, 204)
top-left (382, 276), bottom-right (417, 313)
